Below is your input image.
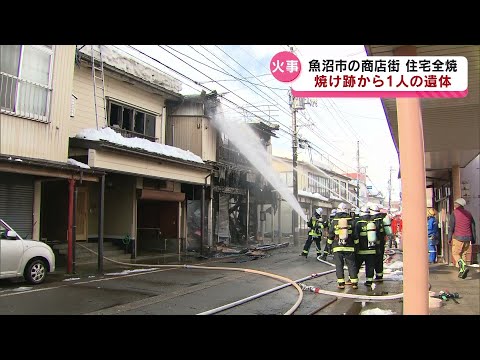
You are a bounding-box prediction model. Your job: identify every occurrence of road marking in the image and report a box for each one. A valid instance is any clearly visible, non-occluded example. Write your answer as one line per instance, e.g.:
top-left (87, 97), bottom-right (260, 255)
top-left (0, 267), bottom-right (177, 298)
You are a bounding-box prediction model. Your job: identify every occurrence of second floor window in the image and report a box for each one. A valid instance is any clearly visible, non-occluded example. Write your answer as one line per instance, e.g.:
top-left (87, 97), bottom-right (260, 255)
top-left (280, 172), bottom-right (293, 187)
top-left (308, 173), bottom-right (329, 198)
top-left (0, 45), bottom-right (54, 122)
top-left (108, 100), bottom-right (156, 140)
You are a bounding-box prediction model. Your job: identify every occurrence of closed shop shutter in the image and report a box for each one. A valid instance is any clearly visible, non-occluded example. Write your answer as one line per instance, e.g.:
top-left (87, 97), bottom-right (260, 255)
top-left (0, 173), bottom-right (34, 238)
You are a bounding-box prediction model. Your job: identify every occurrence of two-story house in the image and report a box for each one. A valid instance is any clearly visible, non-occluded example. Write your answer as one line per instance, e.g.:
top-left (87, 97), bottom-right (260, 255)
top-left (68, 45), bottom-right (215, 260)
top-left (0, 45), bottom-right (104, 265)
top-left (272, 155), bottom-right (358, 237)
top-left (1, 45), bottom-right (221, 273)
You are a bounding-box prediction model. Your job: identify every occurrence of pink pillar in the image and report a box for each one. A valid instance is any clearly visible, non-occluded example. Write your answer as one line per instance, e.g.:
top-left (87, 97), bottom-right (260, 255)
top-left (394, 46), bottom-right (430, 315)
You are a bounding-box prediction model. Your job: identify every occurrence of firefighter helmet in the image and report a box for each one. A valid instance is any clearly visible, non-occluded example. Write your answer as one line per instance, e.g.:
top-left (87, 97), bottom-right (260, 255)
top-left (337, 203), bottom-right (348, 213)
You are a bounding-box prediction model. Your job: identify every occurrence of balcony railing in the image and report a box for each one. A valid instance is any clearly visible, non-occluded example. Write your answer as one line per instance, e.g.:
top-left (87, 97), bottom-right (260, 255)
top-left (1, 72), bottom-right (52, 123)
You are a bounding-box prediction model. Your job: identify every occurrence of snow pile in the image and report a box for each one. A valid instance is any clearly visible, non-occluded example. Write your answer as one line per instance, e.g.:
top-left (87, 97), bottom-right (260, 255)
top-left (468, 264), bottom-right (479, 268)
top-left (361, 308), bottom-right (396, 315)
top-left (63, 277), bottom-right (81, 282)
top-left (383, 261), bottom-right (403, 281)
top-left (105, 268), bottom-right (155, 276)
top-left (298, 190), bottom-right (329, 201)
top-left (76, 127), bottom-right (204, 164)
top-left (79, 45), bottom-right (182, 93)
top-left (67, 158), bottom-right (91, 169)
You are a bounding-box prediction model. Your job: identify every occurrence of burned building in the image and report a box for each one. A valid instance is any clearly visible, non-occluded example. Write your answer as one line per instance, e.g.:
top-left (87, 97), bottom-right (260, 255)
top-left (167, 91), bottom-right (280, 252)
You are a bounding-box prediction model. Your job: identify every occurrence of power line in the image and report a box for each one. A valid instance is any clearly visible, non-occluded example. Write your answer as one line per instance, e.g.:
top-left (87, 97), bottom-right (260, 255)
top-left (193, 45), bottom-right (344, 158)
top-left (230, 45), bottom-right (357, 155)
top-left (116, 45), bottom-right (368, 176)
top-left (157, 45), bottom-right (279, 128)
top-left (167, 45), bottom-right (288, 91)
top-left (124, 45), bottom-right (280, 131)
top-left (112, 45), bottom-right (299, 150)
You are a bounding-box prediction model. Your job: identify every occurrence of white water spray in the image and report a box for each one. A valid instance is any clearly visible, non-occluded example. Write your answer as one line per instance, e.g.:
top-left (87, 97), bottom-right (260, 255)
top-left (208, 101), bottom-right (307, 222)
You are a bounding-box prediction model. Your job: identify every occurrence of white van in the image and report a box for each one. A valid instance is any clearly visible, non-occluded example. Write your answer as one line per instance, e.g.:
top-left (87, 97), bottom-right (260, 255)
top-left (0, 219), bottom-right (55, 284)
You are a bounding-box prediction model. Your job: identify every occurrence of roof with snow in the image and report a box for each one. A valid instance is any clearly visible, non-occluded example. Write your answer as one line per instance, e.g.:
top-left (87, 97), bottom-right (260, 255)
top-left (73, 127), bottom-right (211, 168)
top-left (78, 45), bottom-right (182, 96)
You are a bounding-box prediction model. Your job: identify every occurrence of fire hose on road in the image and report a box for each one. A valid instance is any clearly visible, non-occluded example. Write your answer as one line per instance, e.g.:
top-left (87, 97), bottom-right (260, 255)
top-left (77, 243), bottom-right (404, 314)
top-left (77, 243), bottom-right (303, 315)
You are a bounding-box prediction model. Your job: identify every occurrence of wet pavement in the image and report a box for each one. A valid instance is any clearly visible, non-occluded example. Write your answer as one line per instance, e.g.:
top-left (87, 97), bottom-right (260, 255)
top-left (0, 241), bottom-right (478, 315)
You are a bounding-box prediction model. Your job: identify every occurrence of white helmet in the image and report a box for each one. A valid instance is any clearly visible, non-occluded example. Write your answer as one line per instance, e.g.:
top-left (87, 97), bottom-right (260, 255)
top-left (370, 204), bottom-right (380, 213)
top-left (315, 207), bottom-right (323, 216)
top-left (360, 206), bottom-right (370, 216)
top-left (454, 198), bottom-right (466, 207)
top-left (337, 203), bottom-right (348, 213)
top-left (330, 209), bottom-right (337, 217)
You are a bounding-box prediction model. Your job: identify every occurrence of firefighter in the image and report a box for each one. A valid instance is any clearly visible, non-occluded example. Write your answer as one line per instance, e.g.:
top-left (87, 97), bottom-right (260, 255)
top-left (354, 206), bottom-right (376, 287)
top-left (320, 209), bottom-right (336, 261)
top-left (369, 204), bottom-right (386, 281)
top-left (326, 203), bottom-right (359, 289)
top-left (300, 207), bottom-right (324, 259)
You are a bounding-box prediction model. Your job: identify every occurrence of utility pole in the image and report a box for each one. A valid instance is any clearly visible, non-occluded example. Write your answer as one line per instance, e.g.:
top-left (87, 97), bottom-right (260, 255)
top-left (356, 141), bottom-right (360, 208)
top-left (289, 45), bottom-right (300, 247)
top-left (291, 89), bottom-right (299, 246)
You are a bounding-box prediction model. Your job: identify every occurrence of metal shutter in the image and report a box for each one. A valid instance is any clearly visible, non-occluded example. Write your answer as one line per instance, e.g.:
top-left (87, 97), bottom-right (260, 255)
top-left (0, 173), bottom-right (34, 239)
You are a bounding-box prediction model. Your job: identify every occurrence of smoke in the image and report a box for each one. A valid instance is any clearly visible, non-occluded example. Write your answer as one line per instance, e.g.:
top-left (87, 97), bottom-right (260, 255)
top-left (206, 98), bottom-right (307, 222)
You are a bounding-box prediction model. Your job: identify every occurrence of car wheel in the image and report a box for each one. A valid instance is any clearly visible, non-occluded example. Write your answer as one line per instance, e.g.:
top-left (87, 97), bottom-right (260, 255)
top-left (24, 259), bottom-right (47, 285)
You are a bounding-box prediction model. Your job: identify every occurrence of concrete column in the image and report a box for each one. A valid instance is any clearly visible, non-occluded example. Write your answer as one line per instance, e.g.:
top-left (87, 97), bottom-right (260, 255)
top-left (394, 45), bottom-right (429, 315)
top-left (451, 165), bottom-right (461, 201)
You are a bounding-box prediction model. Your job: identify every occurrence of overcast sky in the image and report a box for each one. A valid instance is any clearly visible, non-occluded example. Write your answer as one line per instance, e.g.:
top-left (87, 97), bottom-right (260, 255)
top-left (114, 45), bottom-right (401, 202)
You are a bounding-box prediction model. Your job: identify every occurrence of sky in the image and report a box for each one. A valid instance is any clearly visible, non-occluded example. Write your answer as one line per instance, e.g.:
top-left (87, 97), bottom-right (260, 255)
top-left (112, 45), bottom-right (401, 202)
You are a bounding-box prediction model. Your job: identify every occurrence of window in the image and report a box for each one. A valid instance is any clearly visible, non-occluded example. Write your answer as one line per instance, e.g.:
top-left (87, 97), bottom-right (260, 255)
top-left (107, 100), bottom-right (156, 140)
top-left (330, 178), bottom-right (339, 198)
top-left (340, 181), bottom-right (347, 199)
top-left (280, 172), bottom-right (293, 187)
top-left (319, 177), bottom-right (329, 197)
top-left (0, 45), bottom-right (54, 122)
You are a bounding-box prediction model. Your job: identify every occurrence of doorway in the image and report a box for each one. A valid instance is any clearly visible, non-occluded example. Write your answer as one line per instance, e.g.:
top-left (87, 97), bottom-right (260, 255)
top-left (136, 200), bottom-right (178, 254)
top-left (75, 187), bottom-right (88, 241)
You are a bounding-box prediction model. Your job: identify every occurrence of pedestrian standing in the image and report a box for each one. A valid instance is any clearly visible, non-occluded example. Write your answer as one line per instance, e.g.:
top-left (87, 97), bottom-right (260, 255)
top-left (448, 198), bottom-right (476, 279)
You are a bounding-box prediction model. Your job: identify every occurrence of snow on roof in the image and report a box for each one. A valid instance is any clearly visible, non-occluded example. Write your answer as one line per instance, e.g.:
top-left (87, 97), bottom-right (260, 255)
top-left (76, 127), bottom-right (204, 164)
top-left (79, 45), bottom-right (182, 94)
top-left (298, 190), bottom-right (329, 202)
top-left (67, 158), bottom-right (91, 169)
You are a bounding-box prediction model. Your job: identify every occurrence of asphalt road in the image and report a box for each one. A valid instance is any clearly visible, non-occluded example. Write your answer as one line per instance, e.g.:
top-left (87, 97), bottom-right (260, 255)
top-left (0, 245), bottom-right (351, 315)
